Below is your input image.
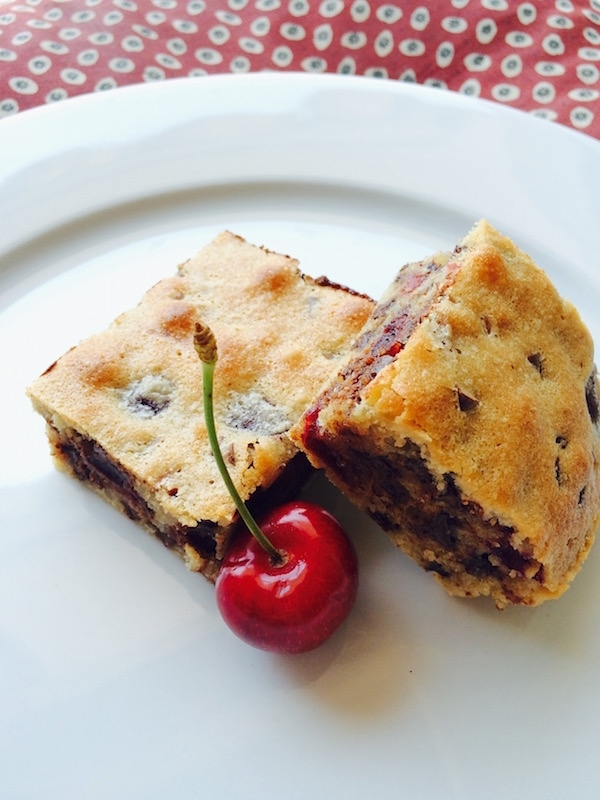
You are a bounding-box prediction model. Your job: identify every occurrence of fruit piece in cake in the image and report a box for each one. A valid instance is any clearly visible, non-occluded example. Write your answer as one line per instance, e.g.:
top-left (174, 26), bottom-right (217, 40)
top-left (291, 219), bottom-right (600, 608)
top-left (27, 231), bottom-right (374, 580)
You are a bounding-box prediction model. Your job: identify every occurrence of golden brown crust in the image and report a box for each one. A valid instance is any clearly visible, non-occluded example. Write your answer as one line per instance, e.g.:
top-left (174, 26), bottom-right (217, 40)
top-left (27, 231), bottom-right (374, 573)
top-left (292, 220), bottom-right (600, 607)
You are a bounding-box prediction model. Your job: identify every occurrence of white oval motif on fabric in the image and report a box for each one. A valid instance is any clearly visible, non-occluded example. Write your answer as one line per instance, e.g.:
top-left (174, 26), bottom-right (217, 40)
top-left (491, 83), bottom-right (520, 102)
top-left (501, 54), bottom-right (522, 78)
top-left (301, 55), bottom-right (327, 71)
top-left (542, 33), bottom-right (565, 56)
top-left (40, 41), bottom-right (69, 55)
top-left (481, 0), bottom-right (508, 10)
top-left (12, 31), bottom-right (33, 46)
top-left (476, 19), bottom-right (497, 45)
top-left (375, 30), bottom-right (394, 59)
top-left (568, 87), bottom-right (600, 102)
top-left (376, 4), bottom-right (402, 24)
top-left (230, 56), bottom-right (251, 72)
top-left (410, 7), bottom-right (430, 31)
top-left (436, 41), bottom-right (454, 69)
top-left (459, 78), bottom-right (481, 96)
top-left (186, 0), bottom-right (207, 13)
top-left (45, 88), bottom-right (69, 103)
top-left (214, 11), bottom-right (242, 25)
top-left (95, 77), bottom-right (119, 91)
top-left (9, 76), bottom-right (39, 95)
top-left (104, 11), bottom-right (125, 25)
top-left (288, 0), bottom-right (310, 17)
top-left (88, 32), bottom-right (114, 45)
top-left (77, 49), bottom-right (100, 66)
top-left (399, 68), bottom-right (417, 82)
top-left (441, 17), bottom-right (468, 35)
top-left (256, 0), bottom-right (281, 10)
top-left (505, 31), bottom-right (534, 48)
top-left (142, 67), bottom-right (165, 81)
top-left (351, 0), bottom-right (371, 24)
top-left (532, 81), bottom-right (556, 104)
top-left (314, 24), bottom-right (333, 51)
top-left (341, 31), bottom-right (368, 50)
top-left (0, 99), bottom-right (19, 119)
top-left (27, 19), bottom-right (52, 30)
top-left (584, 27), bottom-right (600, 46)
top-left (194, 48), bottom-right (223, 64)
top-left (366, 66), bottom-right (389, 78)
top-left (208, 26), bottom-right (230, 45)
top-left (280, 23), bottom-right (306, 41)
top-left (319, 0), bottom-right (344, 19)
top-left (251, 17), bottom-right (271, 36)
top-left (578, 47), bottom-right (600, 61)
top-left (239, 37), bottom-right (265, 54)
top-left (399, 38), bottom-right (425, 57)
top-left (583, 9), bottom-right (600, 25)
top-left (121, 36), bottom-right (144, 52)
top-left (547, 14), bottom-right (574, 29)
top-left (517, 3), bottom-right (536, 25)
top-left (570, 106), bottom-right (594, 129)
top-left (531, 108), bottom-right (558, 121)
top-left (60, 67), bottom-right (87, 84)
top-left (155, 53), bottom-right (182, 69)
top-left (271, 45), bottom-right (293, 66)
top-left (425, 77), bottom-right (447, 89)
top-left (464, 52), bottom-right (492, 72)
top-left (534, 61), bottom-right (566, 76)
top-left (58, 28), bottom-right (82, 41)
top-left (167, 38), bottom-right (187, 55)
top-left (71, 11), bottom-right (94, 23)
top-left (173, 19), bottom-right (199, 34)
top-left (337, 55), bottom-right (356, 73)
top-left (132, 25), bottom-right (158, 40)
top-left (28, 55), bottom-right (52, 75)
top-left (577, 63), bottom-right (600, 84)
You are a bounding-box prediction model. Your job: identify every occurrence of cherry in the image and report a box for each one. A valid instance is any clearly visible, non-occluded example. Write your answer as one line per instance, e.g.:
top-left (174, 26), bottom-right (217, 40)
top-left (216, 500), bottom-right (358, 654)
top-left (194, 322), bottom-right (359, 654)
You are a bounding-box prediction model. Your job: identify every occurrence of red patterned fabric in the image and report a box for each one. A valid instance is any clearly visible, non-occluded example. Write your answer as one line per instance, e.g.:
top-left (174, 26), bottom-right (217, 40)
top-left (1, 0), bottom-right (599, 138)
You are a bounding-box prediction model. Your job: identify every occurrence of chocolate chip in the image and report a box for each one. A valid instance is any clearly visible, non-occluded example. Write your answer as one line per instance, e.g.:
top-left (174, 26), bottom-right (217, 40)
top-left (527, 352), bottom-right (544, 376)
top-left (224, 390), bottom-right (290, 435)
top-left (456, 389), bottom-right (479, 412)
top-left (123, 375), bottom-right (174, 419)
top-left (555, 456), bottom-right (563, 485)
top-left (585, 371), bottom-right (599, 425)
top-left (556, 435), bottom-right (568, 449)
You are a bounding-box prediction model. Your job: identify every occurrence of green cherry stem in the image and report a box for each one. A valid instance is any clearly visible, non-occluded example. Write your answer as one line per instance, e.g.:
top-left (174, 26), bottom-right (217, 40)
top-left (193, 322), bottom-right (283, 565)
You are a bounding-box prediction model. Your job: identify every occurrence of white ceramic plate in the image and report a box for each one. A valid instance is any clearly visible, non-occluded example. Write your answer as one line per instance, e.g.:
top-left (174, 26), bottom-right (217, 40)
top-left (2, 74), bottom-right (600, 800)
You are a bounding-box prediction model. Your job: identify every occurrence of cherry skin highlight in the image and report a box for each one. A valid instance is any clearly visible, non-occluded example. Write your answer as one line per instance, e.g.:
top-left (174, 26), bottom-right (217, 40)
top-left (215, 500), bottom-right (359, 654)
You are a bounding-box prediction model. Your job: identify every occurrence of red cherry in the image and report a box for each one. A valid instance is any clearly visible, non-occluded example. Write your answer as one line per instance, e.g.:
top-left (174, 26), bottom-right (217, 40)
top-left (215, 500), bottom-right (358, 654)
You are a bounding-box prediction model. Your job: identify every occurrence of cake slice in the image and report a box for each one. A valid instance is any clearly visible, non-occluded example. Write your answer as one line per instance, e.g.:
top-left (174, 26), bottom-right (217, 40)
top-left (27, 231), bottom-right (374, 580)
top-left (291, 220), bottom-right (600, 608)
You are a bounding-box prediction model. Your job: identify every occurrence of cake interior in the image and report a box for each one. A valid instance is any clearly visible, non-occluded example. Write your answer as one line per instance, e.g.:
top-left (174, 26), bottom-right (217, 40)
top-left (47, 421), bottom-right (312, 581)
top-left (300, 419), bottom-right (545, 606)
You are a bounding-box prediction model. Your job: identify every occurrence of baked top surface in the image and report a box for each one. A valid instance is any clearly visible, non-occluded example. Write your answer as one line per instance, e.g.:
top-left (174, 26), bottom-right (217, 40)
top-left (308, 220), bottom-right (600, 592)
top-left (27, 231), bottom-right (373, 527)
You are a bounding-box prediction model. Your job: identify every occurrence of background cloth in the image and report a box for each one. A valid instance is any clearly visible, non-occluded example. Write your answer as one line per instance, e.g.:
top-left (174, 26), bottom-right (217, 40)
top-left (1, 0), bottom-right (600, 139)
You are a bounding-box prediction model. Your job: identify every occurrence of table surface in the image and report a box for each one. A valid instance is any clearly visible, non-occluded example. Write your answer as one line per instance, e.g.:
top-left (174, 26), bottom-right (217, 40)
top-left (1, 0), bottom-right (599, 138)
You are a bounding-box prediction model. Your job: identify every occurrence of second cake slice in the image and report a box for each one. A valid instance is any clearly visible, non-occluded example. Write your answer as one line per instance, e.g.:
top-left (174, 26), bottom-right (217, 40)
top-left (291, 220), bottom-right (600, 608)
